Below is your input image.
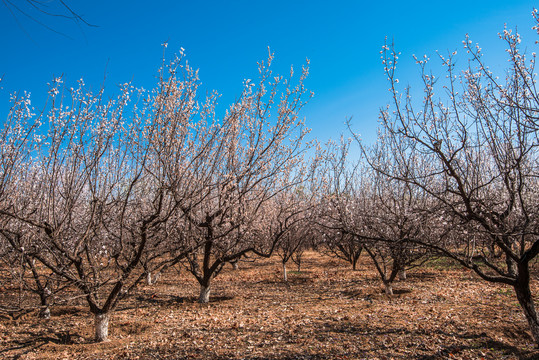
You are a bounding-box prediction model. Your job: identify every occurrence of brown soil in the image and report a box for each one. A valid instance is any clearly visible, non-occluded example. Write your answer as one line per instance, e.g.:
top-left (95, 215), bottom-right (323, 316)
top-left (1, 252), bottom-right (538, 359)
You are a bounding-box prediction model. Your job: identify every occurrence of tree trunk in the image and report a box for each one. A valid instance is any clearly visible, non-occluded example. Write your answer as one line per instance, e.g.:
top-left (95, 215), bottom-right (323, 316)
top-left (282, 261), bottom-right (288, 282)
top-left (353, 247), bottom-right (363, 270)
top-left (39, 306), bottom-right (51, 319)
top-left (398, 270), bottom-right (407, 281)
top-left (504, 238), bottom-right (517, 277)
top-left (199, 285), bottom-right (211, 304)
top-left (507, 257), bottom-right (517, 277)
top-left (28, 257), bottom-right (51, 319)
top-left (515, 285), bottom-right (539, 345)
top-left (514, 260), bottom-right (539, 346)
top-left (384, 282), bottom-right (393, 296)
top-left (198, 238), bottom-right (213, 304)
top-left (38, 288), bottom-right (51, 319)
top-left (146, 271), bottom-right (161, 285)
top-left (94, 312), bottom-right (110, 342)
top-left (231, 261), bottom-right (239, 270)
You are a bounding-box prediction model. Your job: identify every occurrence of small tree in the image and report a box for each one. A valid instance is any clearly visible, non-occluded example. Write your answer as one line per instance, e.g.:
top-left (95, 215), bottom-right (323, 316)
top-left (273, 195), bottom-right (315, 281)
top-left (316, 139), bottom-right (365, 271)
top-left (360, 159), bottom-right (432, 294)
top-left (177, 52), bottom-right (313, 303)
top-left (320, 231), bottom-right (363, 271)
top-left (0, 234), bottom-right (63, 319)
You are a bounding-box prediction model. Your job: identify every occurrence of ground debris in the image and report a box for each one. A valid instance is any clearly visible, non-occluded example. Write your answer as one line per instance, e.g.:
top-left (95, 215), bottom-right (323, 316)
top-left (1, 252), bottom-right (538, 359)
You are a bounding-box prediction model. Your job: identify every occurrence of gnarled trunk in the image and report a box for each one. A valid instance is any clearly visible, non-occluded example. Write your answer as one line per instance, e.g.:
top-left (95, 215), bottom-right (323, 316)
top-left (514, 261), bottom-right (539, 346)
top-left (94, 312), bottom-right (110, 342)
top-left (507, 257), bottom-right (517, 277)
top-left (515, 285), bottom-right (539, 345)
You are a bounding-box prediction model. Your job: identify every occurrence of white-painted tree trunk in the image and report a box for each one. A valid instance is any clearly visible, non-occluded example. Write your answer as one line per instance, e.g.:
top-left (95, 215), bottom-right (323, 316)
top-left (39, 288), bottom-right (51, 319)
top-left (146, 271), bottom-right (161, 285)
top-left (384, 283), bottom-right (393, 296)
top-left (283, 262), bottom-right (288, 282)
top-left (398, 270), bottom-right (407, 281)
top-left (199, 285), bottom-right (211, 303)
top-left (39, 306), bottom-right (51, 319)
top-left (232, 262), bottom-right (239, 270)
top-left (94, 312), bottom-right (110, 342)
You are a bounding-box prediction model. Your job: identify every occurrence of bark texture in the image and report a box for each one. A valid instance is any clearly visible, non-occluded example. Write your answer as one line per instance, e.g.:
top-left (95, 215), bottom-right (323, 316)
top-left (94, 312), bottom-right (110, 342)
top-left (384, 283), bottom-right (393, 296)
top-left (199, 286), bottom-right (211, 304)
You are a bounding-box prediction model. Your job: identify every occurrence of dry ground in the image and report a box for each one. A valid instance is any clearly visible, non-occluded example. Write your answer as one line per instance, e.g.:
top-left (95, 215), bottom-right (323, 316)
top-left (1, 252), bottom-right (538, 359)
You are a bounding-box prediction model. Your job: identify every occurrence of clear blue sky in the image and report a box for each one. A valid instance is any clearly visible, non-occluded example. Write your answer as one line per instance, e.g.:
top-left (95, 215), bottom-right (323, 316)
top-left (1, 1), bottom-right (537, 144)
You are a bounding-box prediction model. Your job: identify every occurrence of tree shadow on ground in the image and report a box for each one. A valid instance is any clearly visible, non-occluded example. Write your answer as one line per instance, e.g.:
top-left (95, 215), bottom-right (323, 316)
top-left (319, 321), bottom-right (538, 359)
top-left (415, 338), bottom-right (536, 360)
top-left (129, 293), bottom-right (235, 307)
top-left (339, 287), bottom-right (413, 300)
top-left (407, 272), bottom-right (438, 281)
top-left (0, 329), bottom-right (85, 359)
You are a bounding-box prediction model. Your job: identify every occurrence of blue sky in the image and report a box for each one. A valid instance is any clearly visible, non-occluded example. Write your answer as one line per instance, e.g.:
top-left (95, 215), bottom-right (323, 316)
top-left (1, 1), bottom-right (537, 144)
